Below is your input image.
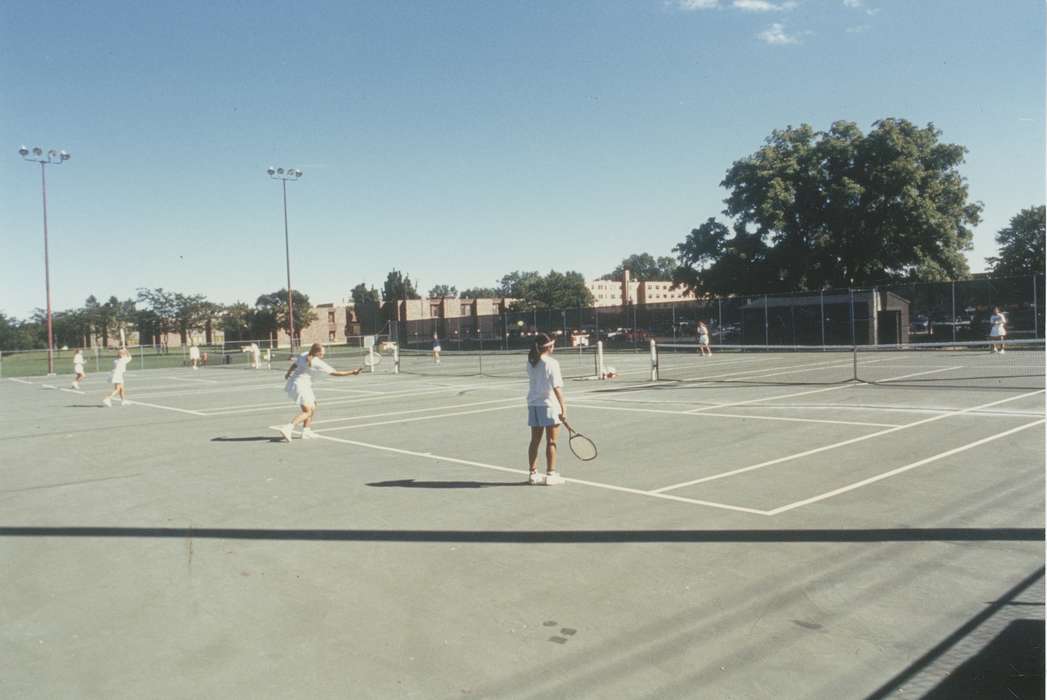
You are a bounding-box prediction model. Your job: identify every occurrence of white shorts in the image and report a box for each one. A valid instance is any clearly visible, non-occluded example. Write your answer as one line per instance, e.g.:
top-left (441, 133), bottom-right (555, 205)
top-left (286, 380), bottom-right (317, 408)
top-left (990, 329), bottom-right (1005, 338)
top-left (74, 363), bottom-right (84, 374)
top-left (698, 335), bottom-right (709, 345)
top-left (432, 346), bottom-right (442, 352)
top-left (109, 373), bottom-right (125, 385)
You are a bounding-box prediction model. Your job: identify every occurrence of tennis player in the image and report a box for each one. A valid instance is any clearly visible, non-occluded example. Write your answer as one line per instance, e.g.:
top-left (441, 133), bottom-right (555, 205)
top-left (526, 333), bottom-right (567, 485)
top-left (989, 306), bottom-right (1007, 353)
top-left (188, 342), bottom-right (201, 369)
top-left (432, 333), bottom-right (442, 364)
top-left (275, 343), bottom-right (362, 442)
top-left (102, 347), bottom-right (133, 407)
top-left (72, 348), bottom-right (86, 389)
top-left (696, 321), bottom-right (711, 357)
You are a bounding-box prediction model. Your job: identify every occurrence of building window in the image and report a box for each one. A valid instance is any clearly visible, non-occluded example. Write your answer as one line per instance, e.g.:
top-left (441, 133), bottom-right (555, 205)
top-left (328, 331), bottom-right (336, 341)
top-left (328, 311), bottom-right (335, 323)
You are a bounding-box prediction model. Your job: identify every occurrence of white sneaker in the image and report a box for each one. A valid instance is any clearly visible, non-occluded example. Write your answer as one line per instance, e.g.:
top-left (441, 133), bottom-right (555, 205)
top-left (528, 472), bottom-right (545, 485)
top-left (544, 472), bottom-right (565, 486)
top-left (120, 399), bottom-right (131, 406)
top-left (102, 397), bottom-right (112, 407)
top-left (999, 348), bottom-right (1006, 354)
top-left (72, 382), bottom-right (79, 389)
top-left (275, 424), bottom-right (293, 442)
top-left (301, 428), bottom-right (318, 440)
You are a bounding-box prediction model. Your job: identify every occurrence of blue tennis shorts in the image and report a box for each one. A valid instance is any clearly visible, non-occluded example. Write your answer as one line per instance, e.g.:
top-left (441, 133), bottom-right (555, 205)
top-left (528, 405), bottom-right (560, 427)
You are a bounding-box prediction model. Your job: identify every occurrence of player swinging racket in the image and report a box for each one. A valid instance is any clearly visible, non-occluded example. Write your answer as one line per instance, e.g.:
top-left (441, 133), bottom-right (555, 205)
top-left (526, 333), bottom-right (567, 485)
top-left (696, 321), bottom-right (711, 357)
top-left (989, 306), bottom-right (1008, 354)
top-left (72, 348), bottom-right (86, 389)
top-left (102, 347), bottom-right (133, 407)
top-left (274, 343), bottom-right (362, 442)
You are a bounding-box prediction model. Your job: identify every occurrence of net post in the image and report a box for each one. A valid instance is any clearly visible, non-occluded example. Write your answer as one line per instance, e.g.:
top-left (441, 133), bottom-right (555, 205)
top-left (393, 343), bottom-right (400, 375)
top-left (852, 343), bottom-right (858, 382)
top-left (650, 339), bottom-right (658, 381)
top-left (1033, 275), bottom-right (1039, 339)
top-left (596, 340), bottom-right (605, 379)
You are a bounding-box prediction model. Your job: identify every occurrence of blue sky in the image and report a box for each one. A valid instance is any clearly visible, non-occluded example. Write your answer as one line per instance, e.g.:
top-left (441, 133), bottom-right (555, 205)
top-left (1, 0), bottom-right (1043, 318)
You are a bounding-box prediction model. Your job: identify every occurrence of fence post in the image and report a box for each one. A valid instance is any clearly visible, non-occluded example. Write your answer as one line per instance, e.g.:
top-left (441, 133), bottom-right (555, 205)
top-left (1033, 275), bottom-right (1039, 339)
top-left (764, 294), bottom-right (769, 345)
top-left (849, 288), bottom-right (856, 346)
top-left (672, 303), bottom-right (677, 344)
top-left (649, 339), bottom-right (657, 381)
top-left (820, 289), bottom-right (825, 348)
top-left (718, 298), bottom-right (723, 344)
top-left (951, 281), bottom-right (956, 342)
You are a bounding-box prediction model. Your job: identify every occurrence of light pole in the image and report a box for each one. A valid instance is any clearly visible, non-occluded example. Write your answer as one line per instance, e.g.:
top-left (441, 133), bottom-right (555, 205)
top-left (267, 166), bottom-right (303, 349)
top-left (19, 145), bottom-right (70, 375)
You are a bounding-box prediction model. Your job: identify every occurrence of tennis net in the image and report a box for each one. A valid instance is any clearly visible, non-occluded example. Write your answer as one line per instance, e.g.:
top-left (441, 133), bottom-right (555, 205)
top-left (394, 343), bottom-right (603, 379)
top-left (654, 339), bottom-right (1046, 390)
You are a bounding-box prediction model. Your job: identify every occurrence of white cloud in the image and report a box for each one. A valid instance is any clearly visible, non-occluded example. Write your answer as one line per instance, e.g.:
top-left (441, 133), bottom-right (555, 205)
top-left (757, 22), bottom-right (802, 44)
top-left (845, 24), bottom-right (870, 33)
top-left (734, 0), bottom-right (797, 11)
top-left (678, 0), bottom-right (720, 9)
top-left (842, 0), bottom-right (862, 7)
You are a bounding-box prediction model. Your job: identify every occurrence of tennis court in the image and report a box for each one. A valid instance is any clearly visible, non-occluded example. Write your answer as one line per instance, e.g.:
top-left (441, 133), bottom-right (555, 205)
top-left (2, 342), bottom-right (1044, 698)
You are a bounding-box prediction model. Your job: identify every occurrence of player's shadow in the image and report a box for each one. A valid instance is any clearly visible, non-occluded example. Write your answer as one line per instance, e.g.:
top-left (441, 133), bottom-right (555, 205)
top-left (68, 404), bottom-right (106, 409)
top-left (368, 479), bottom-right (526, 489)
top-left (211, 436), bottom-right (285, 444)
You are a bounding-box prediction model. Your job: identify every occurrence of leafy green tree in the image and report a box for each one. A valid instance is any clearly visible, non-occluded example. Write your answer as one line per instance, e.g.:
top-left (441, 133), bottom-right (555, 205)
top-left (0, 312), bottom-right (36, 350)
top-left (676, 119), bottom-right (981, 296)
top-left (221, 302), bottom-right (254, 341)
top-left (601, 253), bottom-right (678, 282)
top-left (350, 283), bottom-right (381, 306)
top-left (255, 289), bottom-right (317, 343)
top-left (382, 270), bottom-right (420, 302)
top-left (501, 270), bottom-right (593, 310)
top-left (459, 287), bottom-right (500, 299)
top-left (428, 284), bottom-right (457, 298)
top-left (136, 288), bottom-right (178, 344)
top-left (986, 205), bottom-right (1046, 277)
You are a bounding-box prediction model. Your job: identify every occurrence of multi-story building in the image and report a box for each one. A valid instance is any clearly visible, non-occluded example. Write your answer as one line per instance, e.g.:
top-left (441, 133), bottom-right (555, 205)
top-left (586, 271), bottom-right (694, 307)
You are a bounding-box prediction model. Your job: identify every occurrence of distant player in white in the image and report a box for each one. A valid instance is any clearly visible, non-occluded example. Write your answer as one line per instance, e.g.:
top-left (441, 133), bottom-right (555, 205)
top-left (432, 333), bottom-right (442, 364)
top-left (989, 306), bottom-right (1007, 353)
top-left (526, 333), bottom-right (567, 486)
top-left (188, 343), bottom-right (201, 369)
top-left (242, 342), bottom-right (262, 369)
top-left (72, 348), bottom-right (86, 389)
top-left (102, 348), bottom-right (133, 407)
top-left (275, 343), bottom-right (362, 442)
top-left (696, 321), bottom-right (711, 357)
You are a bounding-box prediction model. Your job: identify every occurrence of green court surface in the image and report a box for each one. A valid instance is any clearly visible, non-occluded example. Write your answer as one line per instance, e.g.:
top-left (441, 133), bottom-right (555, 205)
top-left (1, 349), bottom-right (1044, 698)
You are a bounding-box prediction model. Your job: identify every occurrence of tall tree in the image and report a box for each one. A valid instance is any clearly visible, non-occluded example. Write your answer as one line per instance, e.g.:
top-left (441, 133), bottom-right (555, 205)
top-left (986, 205), bottom-right (1046, 277)
top-left (428, 284), bottom-right (458, 298)
top-left (501, 270), bottom-right (593, 310)
top-left (382, 270), bottom-right (420, 301)
top-left (221, 301), bottom-right (254, 341)
top-left (350, 283), bottom-right (381, 306)
top-left (459, 287), bottom-right (500, 299)
top-left (675, 119), bottom-right (981, 296)
top-left (601, 253), bottom-right (678, 282)
top-left (136, 288), bottom-right (178, 344)
top-left (255, 289), bottom-right (317, 341)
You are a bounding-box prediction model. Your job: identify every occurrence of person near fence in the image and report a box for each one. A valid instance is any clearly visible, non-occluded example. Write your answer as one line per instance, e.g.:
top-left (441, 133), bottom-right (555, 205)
top-left (102, 348), bottom-right (133, 407)
top-left (432, 333), bottom-right (442, 364)
top-left (275, 343), bottom-right (362, 442)
top-left (526, 333), bottom-right (567, 486)
top-left (989, 306), bottom-right (1007, 353)
top-left (189, 342), bottom-right (201, 369)
top-left (696, 321), bottom-right (712, 357)
top-left (72, 348), bottom-right (86, 389)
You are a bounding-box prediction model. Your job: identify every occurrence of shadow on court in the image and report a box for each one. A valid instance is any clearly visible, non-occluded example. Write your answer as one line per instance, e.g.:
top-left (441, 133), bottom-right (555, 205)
top-left (210, 436), bottom-right (285, 443)
top-left (368, 479), bottom-right (526, 489)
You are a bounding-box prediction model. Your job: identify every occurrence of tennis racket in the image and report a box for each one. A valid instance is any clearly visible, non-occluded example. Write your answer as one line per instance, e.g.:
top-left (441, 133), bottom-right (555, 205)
top-left (363, 352), bottom-right (383, 367)
top-left (561, 418), bottom-right (597, 462)
top-left (119, 328), bottom-right (126, 347)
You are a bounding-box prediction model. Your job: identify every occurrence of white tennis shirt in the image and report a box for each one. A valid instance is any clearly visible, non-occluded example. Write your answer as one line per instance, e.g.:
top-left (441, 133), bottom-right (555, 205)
top-left (526, 355), bottom-right (563, 409)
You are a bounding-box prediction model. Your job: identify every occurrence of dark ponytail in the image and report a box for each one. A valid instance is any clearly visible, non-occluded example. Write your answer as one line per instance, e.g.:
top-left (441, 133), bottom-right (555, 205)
top-left (307, 342), bottom-right (323, 367)
top-left (528, 333), bottom-right (553, 367)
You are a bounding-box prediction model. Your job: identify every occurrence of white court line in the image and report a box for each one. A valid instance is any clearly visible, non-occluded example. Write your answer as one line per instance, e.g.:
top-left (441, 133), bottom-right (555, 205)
top-left (310, 397), bottom-right (522, 426)
top-left (315, 386), bottom-right (388, 396)
top-left (164, 376), bottom-right (219, 384)
top-left (654, 389), bottom-right (1045, 493)
top-left (572, 401), bottom-right (900, 428)
top-left (8, 378), bottom-right (36, 385)
top-left (299, 404), bottom-right (520, 433)
top-left (125, 399), bottom-right (207, 416)
top-left (765, 419), bottom-right (1047, 515)
top-left (60, 388), bottom-right (86, 395)
top-left (311, 433), bottom-right (769, 516)
top-left (726, 403), bottom-right (1046, 419)
top-left (41, 384), bottom-right (57, 390)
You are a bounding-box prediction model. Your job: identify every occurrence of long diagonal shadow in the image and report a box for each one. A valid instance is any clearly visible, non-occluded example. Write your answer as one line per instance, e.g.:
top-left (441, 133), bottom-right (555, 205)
top-left (0, 527), bottom-right (1041, 543)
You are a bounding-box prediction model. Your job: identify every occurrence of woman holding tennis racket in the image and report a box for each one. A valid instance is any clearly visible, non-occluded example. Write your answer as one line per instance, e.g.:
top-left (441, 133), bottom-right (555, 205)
top-left (102, 347), bottom-right (133, 407)
top-left (72, 348), bottom-right (86, 389)
top-left (526, 333), bottom-right (567, 485)
top-left (989, 306), bottom-right (1007, 353)
top-left (275, 343), bottom-right (362, 442)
